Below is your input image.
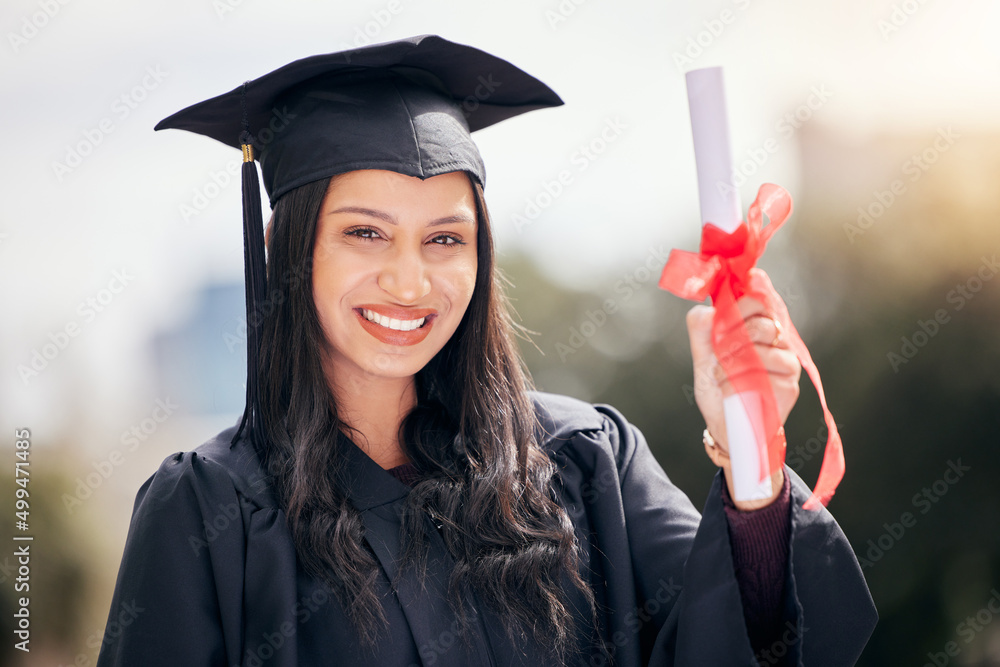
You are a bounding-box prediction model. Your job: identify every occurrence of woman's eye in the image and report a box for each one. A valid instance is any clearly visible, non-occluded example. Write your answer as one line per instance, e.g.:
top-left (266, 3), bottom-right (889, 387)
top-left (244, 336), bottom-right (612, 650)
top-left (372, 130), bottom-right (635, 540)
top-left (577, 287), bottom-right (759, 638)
top-left (431, 234), bottom-right (465, 246)
top-left (345, 226), bottom-right (381, 240)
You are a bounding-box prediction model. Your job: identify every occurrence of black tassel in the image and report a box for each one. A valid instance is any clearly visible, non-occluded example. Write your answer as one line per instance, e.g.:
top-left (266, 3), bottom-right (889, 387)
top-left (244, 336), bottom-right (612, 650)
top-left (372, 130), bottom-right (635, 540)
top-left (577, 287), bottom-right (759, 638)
top-left (232, 84), bottom-right (268, 456)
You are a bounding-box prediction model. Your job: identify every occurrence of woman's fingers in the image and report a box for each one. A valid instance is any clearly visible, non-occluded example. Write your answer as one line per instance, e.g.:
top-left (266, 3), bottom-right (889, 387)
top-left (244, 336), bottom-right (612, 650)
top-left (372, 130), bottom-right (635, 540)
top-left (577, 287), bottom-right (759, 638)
top-left (713, 346), bottom-right (801, 386)
top-left (711, 296), bottom-right (803, 426)
top-left (721, 346), bottom-right (800, 379)
top-left (687, 296), bottom-right (804, 454)
top-left (743, 315), bottom-right (786, 349)
top-left (686, 305), bottom-right (729, 447)
top-left (718, 310), bottom-right (786, 348)
top-left (686, 305), bottom-right (716, 364)
top-left (691, 304), bottom-right (799, 385)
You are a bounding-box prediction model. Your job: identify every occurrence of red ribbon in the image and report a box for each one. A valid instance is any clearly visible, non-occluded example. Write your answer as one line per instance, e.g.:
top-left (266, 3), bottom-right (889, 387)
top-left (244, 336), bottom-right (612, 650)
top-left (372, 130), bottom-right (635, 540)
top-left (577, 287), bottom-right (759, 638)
top-left (658, 183), bottom-right (843, 510)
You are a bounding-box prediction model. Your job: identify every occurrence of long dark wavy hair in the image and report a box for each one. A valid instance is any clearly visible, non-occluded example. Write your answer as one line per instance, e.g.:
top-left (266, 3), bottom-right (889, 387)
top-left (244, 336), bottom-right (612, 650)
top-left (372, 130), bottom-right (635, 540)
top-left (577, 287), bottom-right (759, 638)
top-left (256, 173), bottom-right (599, 663)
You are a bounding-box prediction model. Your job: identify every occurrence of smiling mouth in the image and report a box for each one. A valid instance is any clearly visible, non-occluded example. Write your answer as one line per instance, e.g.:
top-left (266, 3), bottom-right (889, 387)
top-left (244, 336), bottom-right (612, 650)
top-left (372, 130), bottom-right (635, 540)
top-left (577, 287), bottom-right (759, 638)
top-left (354, 307), bottom-right (436, 346)
top-left (360, 308), bottom-right (428, 331)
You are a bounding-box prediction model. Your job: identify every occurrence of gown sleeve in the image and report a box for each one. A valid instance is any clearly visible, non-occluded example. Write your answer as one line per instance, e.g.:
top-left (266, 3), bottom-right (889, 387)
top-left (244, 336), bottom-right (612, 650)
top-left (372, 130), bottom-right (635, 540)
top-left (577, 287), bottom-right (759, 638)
top-left (721, 473), bottom-right (792, 656)
top-left (605, 404), bottom-right (878, 666)
top-left (96, 451), bottom-right (247, 667)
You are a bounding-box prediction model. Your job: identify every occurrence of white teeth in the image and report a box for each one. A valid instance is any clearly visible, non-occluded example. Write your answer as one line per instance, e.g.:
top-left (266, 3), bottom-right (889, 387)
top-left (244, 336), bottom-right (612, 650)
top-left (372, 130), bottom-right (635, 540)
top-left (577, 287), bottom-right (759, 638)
top-left (362, 309), bottom-right (426, 331)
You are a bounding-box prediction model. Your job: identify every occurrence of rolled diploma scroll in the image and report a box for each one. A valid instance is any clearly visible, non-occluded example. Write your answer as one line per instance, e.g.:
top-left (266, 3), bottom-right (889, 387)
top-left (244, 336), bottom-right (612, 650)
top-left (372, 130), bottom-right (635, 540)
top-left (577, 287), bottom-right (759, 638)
top-left (685, 66), bottom-right (773, 501)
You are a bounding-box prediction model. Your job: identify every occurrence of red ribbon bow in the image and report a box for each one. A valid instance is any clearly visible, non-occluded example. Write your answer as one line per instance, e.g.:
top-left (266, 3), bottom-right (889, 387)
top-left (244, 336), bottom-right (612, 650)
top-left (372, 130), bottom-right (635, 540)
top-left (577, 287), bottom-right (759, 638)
top-left (658, 183), bottom-right (843, 510)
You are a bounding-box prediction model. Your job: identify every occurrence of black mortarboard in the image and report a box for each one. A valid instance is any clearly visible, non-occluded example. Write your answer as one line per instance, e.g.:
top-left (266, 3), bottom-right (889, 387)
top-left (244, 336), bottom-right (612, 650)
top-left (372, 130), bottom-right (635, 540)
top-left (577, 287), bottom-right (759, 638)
top-left (154, 35), bottom-right (562, 451)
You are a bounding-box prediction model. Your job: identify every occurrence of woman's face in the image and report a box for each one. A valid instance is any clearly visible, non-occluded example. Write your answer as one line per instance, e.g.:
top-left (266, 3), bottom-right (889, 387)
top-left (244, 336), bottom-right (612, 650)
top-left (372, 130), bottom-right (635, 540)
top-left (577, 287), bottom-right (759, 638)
top-left (312, 169), bottom-right (478, 389)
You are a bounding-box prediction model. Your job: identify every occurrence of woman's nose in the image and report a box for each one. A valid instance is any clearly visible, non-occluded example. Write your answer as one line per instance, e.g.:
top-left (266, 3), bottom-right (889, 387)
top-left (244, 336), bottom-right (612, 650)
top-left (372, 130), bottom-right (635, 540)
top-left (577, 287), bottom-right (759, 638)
top-left (377, 246), bottom-right (431, 303)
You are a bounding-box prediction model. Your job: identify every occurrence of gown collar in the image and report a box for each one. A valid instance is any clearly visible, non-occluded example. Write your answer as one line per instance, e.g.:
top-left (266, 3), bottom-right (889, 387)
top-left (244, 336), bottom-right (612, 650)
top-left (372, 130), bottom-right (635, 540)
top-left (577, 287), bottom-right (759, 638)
top-left (335, 430), bottom-right (415, 510)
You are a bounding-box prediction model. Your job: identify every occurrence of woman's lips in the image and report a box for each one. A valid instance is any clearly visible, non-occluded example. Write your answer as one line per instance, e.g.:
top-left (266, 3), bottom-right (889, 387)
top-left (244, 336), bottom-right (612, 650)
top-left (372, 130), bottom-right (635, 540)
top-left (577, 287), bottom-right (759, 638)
top-left (354, 306), bottom-right (437, 346)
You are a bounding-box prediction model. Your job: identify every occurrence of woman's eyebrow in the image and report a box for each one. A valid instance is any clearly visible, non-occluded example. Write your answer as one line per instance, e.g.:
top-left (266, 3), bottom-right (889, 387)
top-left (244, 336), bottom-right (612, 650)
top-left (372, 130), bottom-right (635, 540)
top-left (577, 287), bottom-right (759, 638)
top-left (427, 214), bottom-right (476, 227)
top-left (328, 207), bottom-right (475, 227)
top-left (327, 206), bottom-right (396, 224)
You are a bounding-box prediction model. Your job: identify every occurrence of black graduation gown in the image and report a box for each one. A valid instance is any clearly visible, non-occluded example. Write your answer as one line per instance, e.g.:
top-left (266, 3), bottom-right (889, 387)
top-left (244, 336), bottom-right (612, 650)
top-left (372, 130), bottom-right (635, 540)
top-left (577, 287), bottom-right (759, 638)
top-left (96, 391), bottom-right (876, 666)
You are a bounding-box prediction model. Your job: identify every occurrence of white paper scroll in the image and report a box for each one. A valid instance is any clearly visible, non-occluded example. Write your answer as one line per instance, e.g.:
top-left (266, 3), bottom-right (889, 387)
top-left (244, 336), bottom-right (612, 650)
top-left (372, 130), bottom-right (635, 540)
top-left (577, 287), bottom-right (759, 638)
top-left (685, 67), bottom-right (772, 502)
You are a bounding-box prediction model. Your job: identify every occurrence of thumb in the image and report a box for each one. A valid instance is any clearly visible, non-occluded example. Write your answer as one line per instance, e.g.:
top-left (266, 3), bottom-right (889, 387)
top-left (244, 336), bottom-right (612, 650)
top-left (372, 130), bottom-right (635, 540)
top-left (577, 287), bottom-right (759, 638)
top-left (686, 304), bottom-right (716, 365)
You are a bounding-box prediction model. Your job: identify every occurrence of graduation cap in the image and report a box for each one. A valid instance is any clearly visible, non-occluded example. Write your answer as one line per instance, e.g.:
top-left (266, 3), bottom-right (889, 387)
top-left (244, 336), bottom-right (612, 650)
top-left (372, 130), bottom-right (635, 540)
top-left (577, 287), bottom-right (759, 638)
top-left (154, 35), bottom-right (563, 451)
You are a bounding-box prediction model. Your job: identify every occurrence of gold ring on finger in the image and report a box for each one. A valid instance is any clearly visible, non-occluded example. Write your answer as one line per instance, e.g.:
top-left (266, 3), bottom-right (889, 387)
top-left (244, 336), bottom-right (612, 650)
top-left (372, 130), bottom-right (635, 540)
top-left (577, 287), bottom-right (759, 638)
top-left (771, 317), bottom-right (783, 347)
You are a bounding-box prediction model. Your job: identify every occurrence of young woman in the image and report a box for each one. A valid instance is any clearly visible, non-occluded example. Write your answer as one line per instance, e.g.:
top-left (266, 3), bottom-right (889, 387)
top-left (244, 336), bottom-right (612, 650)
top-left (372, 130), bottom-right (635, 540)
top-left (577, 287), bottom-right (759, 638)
top-left (97, 35), bottom-right (875, 666)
